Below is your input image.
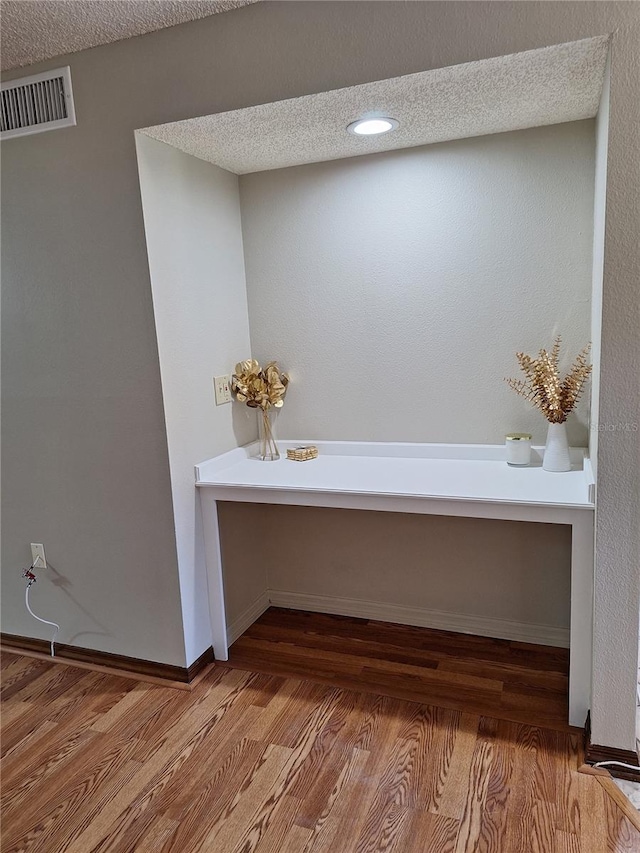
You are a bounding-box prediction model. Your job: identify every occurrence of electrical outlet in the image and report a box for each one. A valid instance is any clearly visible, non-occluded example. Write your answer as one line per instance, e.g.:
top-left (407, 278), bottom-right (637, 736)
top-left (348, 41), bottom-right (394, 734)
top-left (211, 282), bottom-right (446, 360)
top-left (31, 543), bottom-right (47, 568)
top-left (214, 375), bottom-right (232, 405)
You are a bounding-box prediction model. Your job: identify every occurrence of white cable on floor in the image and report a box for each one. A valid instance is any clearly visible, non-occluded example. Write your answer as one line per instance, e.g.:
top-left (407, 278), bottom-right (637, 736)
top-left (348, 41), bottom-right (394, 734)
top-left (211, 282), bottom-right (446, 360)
top-left (25, 583), bottom-right (59, 657)
top-left (594, 760), bottom-right (640, 772)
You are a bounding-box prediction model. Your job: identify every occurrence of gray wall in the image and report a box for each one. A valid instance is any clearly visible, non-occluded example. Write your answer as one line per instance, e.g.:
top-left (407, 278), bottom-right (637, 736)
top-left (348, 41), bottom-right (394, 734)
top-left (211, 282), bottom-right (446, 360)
top-left (219, 503), bottom-right (572, 642)
top-left (241, 122), bottom-right (594, 446)
top-left (2, 2), bottom-right (638, 749)
top-left (136, 135), bottom-right (256, 663)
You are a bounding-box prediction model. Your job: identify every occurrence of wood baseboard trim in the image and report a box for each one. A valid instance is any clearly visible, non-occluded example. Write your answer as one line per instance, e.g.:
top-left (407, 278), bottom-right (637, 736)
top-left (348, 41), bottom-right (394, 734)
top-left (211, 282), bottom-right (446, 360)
top-left (584, 711), bottom-right (640, 782)
top-left (0, 645), bottom-right (194, 690)
top-left (267, 590), bottom-right (570, 648)
top-left (1, 633), bottom-right (214, 686)
top-left (186, 646), bottom-right (215, 681)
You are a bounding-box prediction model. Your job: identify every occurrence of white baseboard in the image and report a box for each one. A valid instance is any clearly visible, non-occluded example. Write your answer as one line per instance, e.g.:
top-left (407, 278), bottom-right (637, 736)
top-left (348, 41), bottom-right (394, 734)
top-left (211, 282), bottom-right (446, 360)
top-left (226, 591), bottom-right (270, 646)
top-left (267, 590), bottom-right (570, 648)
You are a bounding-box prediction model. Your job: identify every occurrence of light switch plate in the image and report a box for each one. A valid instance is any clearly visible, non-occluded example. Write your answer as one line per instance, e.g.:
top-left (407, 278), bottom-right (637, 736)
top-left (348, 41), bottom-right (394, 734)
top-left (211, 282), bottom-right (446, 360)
top-left (214, 375), bottom-right (232, 405)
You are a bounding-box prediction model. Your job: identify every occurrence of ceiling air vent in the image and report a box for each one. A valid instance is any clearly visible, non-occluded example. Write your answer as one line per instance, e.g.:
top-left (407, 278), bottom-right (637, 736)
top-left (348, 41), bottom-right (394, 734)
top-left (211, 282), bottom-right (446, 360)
top-left (1, 66), bottom-right (76, 140)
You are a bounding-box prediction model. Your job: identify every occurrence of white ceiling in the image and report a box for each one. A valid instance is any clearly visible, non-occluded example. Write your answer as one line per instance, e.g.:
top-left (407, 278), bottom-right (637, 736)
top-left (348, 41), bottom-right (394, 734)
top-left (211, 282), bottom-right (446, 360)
top-left (0, 0), bottom-right (259, 72)
top-left (140, 36), bottom-right (609, 175)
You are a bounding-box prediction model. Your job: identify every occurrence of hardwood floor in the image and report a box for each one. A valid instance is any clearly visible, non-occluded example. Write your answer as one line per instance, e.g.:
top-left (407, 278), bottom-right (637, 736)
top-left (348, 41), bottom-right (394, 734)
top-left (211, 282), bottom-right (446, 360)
top-left (2, 646), bottom-right (639, 852)
top-left (227, 608), bottom-right (574, 733)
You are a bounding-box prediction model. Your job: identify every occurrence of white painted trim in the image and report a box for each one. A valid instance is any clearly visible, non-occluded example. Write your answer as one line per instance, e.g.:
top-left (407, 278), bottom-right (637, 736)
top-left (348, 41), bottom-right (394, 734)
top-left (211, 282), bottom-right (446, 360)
top-left (196, 440), bottom-right (588, 478)
top-left (268, 590), bottom-right (570, 649)
top-left (227, 591), bottom-right (270, 647)
top-left (198, 492), bottom-right (229, 661)
top-left (196, 441), bottom-right (594, 512)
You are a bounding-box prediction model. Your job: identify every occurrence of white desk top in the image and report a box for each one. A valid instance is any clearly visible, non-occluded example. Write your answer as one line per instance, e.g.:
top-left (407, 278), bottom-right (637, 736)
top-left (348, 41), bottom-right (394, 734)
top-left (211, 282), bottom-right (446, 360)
top-left (196, 441), bottom-right (594, 511)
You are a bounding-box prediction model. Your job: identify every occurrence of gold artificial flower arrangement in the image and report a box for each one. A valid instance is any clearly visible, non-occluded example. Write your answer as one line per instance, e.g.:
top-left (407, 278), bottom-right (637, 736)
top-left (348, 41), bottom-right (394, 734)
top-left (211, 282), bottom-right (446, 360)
top-left (505, 336), bottom-right (592, 423)
top-left (231, 359), bottom-right (289, 459)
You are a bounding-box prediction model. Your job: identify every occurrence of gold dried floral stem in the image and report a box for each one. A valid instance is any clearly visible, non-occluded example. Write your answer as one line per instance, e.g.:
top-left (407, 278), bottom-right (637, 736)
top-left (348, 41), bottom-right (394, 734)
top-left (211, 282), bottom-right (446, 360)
top-left (259, 407), bottom-right (279, 461)
top-left (231, 359), bottom-right (289, 411)
top-left (230, 358), bottom-right (289, 460)
top-left (505, 336), bottom-right (592, 424)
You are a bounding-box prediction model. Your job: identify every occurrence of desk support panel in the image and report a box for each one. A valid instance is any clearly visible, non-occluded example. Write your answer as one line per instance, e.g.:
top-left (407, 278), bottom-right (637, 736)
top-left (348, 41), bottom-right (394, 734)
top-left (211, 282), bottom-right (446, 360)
top-left (199, 491), bottom-right (229, 661)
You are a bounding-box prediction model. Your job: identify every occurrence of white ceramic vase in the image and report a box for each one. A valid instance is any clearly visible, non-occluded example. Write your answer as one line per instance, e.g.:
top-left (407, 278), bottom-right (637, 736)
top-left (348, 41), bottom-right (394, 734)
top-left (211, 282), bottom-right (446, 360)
top-left (543, 422), bottom-right (571, 472)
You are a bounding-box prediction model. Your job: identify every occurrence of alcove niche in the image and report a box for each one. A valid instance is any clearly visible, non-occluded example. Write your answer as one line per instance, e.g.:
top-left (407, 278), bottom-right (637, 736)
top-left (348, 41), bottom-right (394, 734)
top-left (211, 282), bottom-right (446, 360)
top-left (135, 36), bottom-right (610, 671)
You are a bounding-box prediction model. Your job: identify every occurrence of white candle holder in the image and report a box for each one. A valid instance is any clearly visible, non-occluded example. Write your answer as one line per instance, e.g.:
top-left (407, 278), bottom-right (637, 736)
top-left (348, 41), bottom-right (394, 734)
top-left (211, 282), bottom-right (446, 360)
top-left (505, 433), bottom-right (532, 466)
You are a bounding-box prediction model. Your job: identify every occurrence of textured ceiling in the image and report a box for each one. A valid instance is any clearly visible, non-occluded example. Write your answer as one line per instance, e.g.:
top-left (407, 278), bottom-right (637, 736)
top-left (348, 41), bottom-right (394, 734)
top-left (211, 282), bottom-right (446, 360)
top-left (0, 0), bottom-right (259, 71)
top-left (141, 36), bottom-right (609, 175)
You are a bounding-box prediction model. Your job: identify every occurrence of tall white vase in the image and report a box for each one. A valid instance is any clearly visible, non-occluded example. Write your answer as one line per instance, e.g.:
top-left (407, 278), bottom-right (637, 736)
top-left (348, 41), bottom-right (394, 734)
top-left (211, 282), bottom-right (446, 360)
top-left (543, 422), bottom-right (571, 472)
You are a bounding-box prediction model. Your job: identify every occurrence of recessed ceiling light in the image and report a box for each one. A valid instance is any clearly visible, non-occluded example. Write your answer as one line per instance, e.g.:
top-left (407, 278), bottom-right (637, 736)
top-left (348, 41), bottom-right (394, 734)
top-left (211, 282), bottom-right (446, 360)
top-left (347, 117), bottom-right (399, 136)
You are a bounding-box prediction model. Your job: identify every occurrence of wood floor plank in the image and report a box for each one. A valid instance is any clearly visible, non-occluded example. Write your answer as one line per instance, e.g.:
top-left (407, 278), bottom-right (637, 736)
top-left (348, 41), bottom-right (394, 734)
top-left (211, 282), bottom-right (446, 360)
top-left (89, 681), bottom-right (155, 732)
top-left (437, 656), bottom-right (568, 694)
top-left (2, 737), bottom-right (142, 853)
top-left (288, 688), bottom-right (364, 804)
top-left (132, 814), bottom-right (180, 852)
top-left (221, 689), bottom-right (349, 852)
top-left (475, 722), bottom-right (514, 852)
top-left (1, 726), bottom-right (99, 811)
top-left (555, 829), bottom-right (582, 853)
top-left (252, 680), bottom-right (334, 749)
top-left (501, 730), bottom-right (538, 853)
top-left (0, 698), bottom-right (33, 728)
top-left (62, 670), bottom-right (259, 853)
top-left (596, 776), bottom-right (640, 835)
top-left (280, 823), bottom-right (314, 853)
top-left (92, 703), bottom-right (266, 853)
top-left (251, 794), bottom-right (303, 853)
top-left (195, 743), bottom-right (294, 853)
top-left (529, 797), bottom-right (558, 853)
top-left (1, 671), bottom-right (117, 762)
top-left (434, 712), bottom-right (480, 820)
top-left (7, 658), bottom-right (86, 706)
top-left (408, 810), bottom-right (460, 853)
top-left (453, 739), bottom-right (494, 852)
top-left (415, 705), bottom-right (460, 812)
top-left (578, 768), bottom-right (608, 853)
top-left (0, 655), bottom-right (43, 686)
top-left (227, 609), bottom-right (577, 732)
top-left (303, 747), bottom-right (371, 852)
top-left (0, 658), bottom-right (52, 701)
top-left (160, 738), bottom-right (269, 853)
top-left (2, 625), bottom-right (638, 853)
top-left (600, 781), bottom-right (640, 852)
top-left (355, 802), bottom-right (412, 853)
top-left (556, 735), bottom-right (582, 837)
top-left (257, 608), bottom-right (569, 672)
top-left (327, 697), bottom-right (408, 851)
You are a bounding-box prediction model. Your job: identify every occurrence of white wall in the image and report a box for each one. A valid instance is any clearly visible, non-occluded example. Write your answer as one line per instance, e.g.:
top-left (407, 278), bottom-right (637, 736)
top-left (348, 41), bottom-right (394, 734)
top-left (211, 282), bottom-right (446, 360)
top-left (240, 122), bottom-right (594, 446)
top-left (589, 57), bottom-right (609, 478)
top-left (590, 47), bottom-right (640, 749)
top-left (136, 135), bottom-right (255, 663)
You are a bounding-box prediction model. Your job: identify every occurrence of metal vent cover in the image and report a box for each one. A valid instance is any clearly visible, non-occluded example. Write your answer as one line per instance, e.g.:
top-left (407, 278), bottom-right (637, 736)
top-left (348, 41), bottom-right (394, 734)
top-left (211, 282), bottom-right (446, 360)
top-left (1, 66), bottom-right (76, 139)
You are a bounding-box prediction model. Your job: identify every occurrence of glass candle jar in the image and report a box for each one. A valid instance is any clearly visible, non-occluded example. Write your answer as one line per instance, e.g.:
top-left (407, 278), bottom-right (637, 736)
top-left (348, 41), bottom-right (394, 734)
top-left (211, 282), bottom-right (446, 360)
top-left (505, 433), bottom-right (532, 466)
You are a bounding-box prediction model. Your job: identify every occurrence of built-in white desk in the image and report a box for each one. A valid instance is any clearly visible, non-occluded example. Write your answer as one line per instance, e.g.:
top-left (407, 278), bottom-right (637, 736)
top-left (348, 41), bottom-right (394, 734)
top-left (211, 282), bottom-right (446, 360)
top-left (196, 441), bottom-right (595, 727)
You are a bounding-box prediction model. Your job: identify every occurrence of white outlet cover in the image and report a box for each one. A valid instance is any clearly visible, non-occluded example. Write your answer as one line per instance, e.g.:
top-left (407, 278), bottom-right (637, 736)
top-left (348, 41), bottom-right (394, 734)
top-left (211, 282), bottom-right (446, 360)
top-left (214, 375), bottom-right (232, 405)
top-left (31, 543), bottom-right (47, 568)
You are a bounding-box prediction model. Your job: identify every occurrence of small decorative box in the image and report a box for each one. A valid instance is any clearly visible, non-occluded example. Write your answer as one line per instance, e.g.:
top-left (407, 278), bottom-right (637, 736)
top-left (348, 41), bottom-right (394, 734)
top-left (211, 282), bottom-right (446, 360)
top-left (286, 445), bottom-right (318, 462)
